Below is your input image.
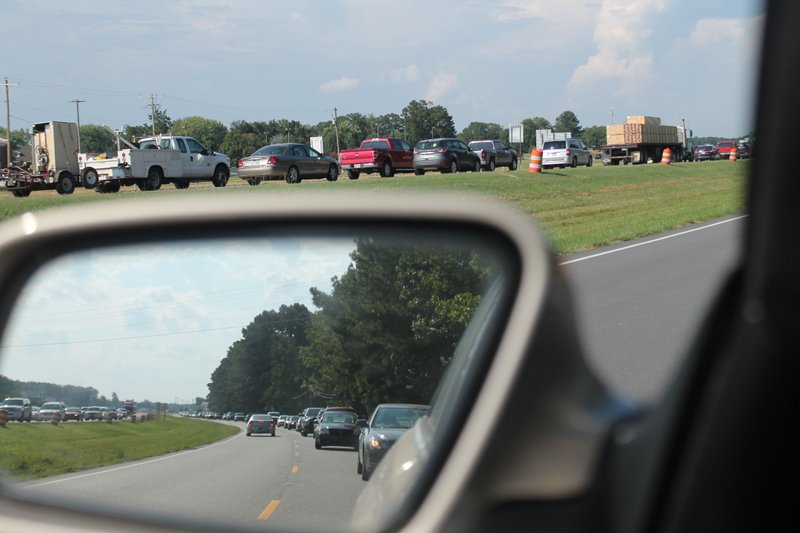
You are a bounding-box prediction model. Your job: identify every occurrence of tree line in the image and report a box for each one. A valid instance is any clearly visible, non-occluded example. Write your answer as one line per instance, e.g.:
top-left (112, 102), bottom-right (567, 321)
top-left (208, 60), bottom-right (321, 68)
top-left (206, 238), bottom-right (490, 418)
top-left (0, 374), bottom-right (119, 407)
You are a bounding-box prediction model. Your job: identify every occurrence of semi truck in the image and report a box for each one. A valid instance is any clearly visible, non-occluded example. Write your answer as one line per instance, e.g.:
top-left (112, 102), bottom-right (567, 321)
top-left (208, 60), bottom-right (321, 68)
top-left (0, 121), bottom-right (88, 197)
top-left (600, 116), bottom-right (692, 165)
top-left (80, 131), bottom-right (231, 192)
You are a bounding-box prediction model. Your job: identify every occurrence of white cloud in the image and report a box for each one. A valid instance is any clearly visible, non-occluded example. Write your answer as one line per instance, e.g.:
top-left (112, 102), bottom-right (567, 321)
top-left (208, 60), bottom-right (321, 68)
top-left (495, 0), bottom-right (600, 22)
top-left (320, 76), bottom-right (359, 93)
top-left (689, 17), bottom-right (749, 46)
top-left (388, 64), bottom-right (421, 84)
top-left (425, 73), bottom-right (458, 102)
top-left (568, 0), bottom-right (665, 94)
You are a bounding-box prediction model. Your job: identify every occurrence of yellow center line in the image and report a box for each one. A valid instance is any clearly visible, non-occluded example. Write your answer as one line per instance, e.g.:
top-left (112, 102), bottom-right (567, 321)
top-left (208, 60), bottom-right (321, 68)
top-left (292, 466), bottom-right (300, 473)
top-left (258, 499), bottom-right (280, 521)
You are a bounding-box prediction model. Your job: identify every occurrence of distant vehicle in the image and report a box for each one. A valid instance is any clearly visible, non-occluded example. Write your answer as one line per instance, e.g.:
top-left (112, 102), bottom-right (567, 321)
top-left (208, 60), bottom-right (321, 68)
top-left (233, 412), bottom-right (246, 422)
top-left (116, 408), bottom-right (129, 419)
top-left (221, 411), bottom-right (233, 420)
top-left (413, 138), bottom-right (481, 175)
top-left (287, 415), bottom-right (300, 429)
top-left (38, 401), bottom-right (66, 422)
top-left (339, 138), bottom-right (415, 179)
top-left (64, 407), bottom-right (84, 421)
top-left (357, 404), bottom-right (429, 481)
top-left (237, 143), bottom-right (340, 184)
top-left (80, 133), bottom-right (231, 192)
top-left (298, 407), bottom-right (324, 436)
top-left (277, 415), bottom-right (289, 427)
top-left (715, 139), bottom-right (737, 160)
top-left (467, 140), bottom-right (519, 171)
top-left (31, 406), bottom-right (41, 420)
top-left (736, 140), bottom-right (752, 159)
top-left (313, 407), bottom-right (363, 450)
top-left (246, 414), bottom-right (276, 436)
top-left (267, 411), bottom-right (281, 422)
top-left (0, 397), bottom-right (32, 422)
top-left (83, 406), bottom-right (103, 421)
top-left (694, 144), bottom-right (719, 161)
top-left (542, 138), bottom-right (593, 169)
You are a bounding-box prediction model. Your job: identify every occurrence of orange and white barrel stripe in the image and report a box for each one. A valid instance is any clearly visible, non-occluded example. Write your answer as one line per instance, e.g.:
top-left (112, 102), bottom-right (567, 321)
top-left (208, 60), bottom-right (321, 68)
top-left (661, 147), bottom-right (672, 165)
top-left (729, 147), bottom-right (738, 161)
top-left (528, 148), bottom-right (543, 173)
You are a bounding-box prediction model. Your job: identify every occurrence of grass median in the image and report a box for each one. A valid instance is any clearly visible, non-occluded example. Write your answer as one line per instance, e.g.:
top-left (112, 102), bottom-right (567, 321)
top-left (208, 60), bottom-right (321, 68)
top-left (0, 417), bottom-right (239, 481)
top-left (0, 160), bottom-right (747, 254)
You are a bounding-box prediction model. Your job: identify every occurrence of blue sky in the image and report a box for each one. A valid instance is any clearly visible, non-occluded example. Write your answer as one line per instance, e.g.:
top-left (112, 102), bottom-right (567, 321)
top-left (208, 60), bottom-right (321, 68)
top-left (2, 0), bottom-right (762, 139)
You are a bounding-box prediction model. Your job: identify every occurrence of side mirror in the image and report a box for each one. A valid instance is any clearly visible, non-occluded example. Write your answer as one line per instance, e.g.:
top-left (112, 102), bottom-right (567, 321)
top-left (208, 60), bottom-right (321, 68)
top-left (356, 419), bottom-right (368, 428)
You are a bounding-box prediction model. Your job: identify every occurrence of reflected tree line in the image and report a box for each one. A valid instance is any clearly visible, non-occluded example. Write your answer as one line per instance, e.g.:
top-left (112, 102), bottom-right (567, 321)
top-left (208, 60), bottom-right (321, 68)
top-left (206, 239), bottom-right (490, 417)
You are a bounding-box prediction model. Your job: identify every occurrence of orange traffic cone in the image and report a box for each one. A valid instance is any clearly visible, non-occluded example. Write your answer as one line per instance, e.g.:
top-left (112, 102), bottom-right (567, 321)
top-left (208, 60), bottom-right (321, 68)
top-left (729, 147), bottom-right (738, 161)
top-left (661, 148), bottom-right (672, 165)
top-left (528, 148), bottom-right (542, 173)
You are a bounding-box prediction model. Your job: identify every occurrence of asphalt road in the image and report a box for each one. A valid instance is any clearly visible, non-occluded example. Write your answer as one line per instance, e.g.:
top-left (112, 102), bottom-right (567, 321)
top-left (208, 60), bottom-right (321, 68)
top-left (562, 214), bottom-right (745, 402)
top-left (18, 215), bottom-right (745, 529)
top-left (22, 423), bottom-right (364, 531)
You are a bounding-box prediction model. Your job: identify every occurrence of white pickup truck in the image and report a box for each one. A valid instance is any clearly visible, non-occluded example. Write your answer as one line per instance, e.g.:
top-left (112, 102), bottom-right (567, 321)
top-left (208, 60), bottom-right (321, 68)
top-left (80, 135), bottom-right (231, 192)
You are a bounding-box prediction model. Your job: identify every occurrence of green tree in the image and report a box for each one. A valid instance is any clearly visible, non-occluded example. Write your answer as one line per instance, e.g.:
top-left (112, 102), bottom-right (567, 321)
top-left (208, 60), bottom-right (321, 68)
top-left (0, 127), bottom-right (30, 152)
top-left (554, 110), bottom-right (583, 137)
top-left (401, 100), bottom-right (456, 145)
top-left (171, 116), bottom-right (227, 150)
top-left (458, 122), bottom-right (506, 143)
top-left (220, 130), bottom-right (261, 163)
top-left (80, 124), bottom-right (117, 153)
top-left (521, 117), bottom-right (552, 151)
top-left (300, 239), bottom-right (487, 415)
top-left (581, 125), bottom-right (607, 149)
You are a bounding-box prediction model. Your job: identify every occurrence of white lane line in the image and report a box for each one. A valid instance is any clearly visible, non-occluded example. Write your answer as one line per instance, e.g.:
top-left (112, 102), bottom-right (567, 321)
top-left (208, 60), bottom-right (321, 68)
top-left (559, 215), bottom-right (747, 266)
top-left (24, 431), bottom-right (244, 489)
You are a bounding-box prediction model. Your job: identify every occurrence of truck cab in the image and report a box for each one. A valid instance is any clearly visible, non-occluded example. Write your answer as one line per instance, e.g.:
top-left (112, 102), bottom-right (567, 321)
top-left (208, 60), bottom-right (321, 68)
top-left (141, 136), bottom-right (229, 179)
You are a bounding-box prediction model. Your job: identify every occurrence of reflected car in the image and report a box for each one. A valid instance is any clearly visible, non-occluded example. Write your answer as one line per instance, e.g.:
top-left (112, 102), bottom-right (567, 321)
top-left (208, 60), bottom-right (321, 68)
top-left (246, 414), bottom-right (276, 436)
top-left (298, 406), bottom-right (324, 436)
top-left (236, 143), bottom-right (340, 185)
top-left (314, 408), bottom-right (363, 449)
top-left (357, 403), bottom-right (429, 480)
top-left (64, 407), bottom-right (84, 421)
top-left (413, 138), bottom-right (482, 175)
top-left (693, 144), bottom-right (719, 161)
top-left (39, 402), bottom-right (66, 422)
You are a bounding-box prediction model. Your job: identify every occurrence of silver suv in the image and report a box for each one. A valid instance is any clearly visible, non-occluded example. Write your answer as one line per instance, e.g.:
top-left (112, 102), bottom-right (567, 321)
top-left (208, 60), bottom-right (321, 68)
top-left (0, 397), bottom-right (32, 422)
top-left (542, 138), bottom-right (592, 169)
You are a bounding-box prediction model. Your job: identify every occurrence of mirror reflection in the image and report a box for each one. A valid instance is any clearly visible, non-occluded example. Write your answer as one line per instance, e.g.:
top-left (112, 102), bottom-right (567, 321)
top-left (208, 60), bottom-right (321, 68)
top-left (0, 233), bottom-right (509, 532)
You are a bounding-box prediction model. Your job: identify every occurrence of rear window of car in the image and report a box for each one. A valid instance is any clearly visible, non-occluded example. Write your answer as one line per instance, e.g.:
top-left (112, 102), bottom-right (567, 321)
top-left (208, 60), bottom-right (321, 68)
top-left (416, 140), bottom-right (445, 150)
top-left (469, 142), bottom-right (492, 150)
top-left (252, 145), bottom-right (287, 156)
top-left (42, 402), bottom-right (62, 409)
top-left (543, 141), bottom-right (566, 150)
top-left (717, 141), bottom-right (735, 148)
top-left (361, 140), bottom-right (390, 150)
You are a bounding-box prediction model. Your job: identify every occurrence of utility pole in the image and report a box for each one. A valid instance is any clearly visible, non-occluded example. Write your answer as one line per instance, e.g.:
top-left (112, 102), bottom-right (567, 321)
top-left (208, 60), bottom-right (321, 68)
top-left (70, 98), bottom-right (85, 154)
top-left (3, 78), bottom-right (18, 169)
top-left (140, 94), bottom-right (160, 135)
top-left (610, 107), bottom-right (615, 124)
top-left (332, 107), bottom-right (340, 159)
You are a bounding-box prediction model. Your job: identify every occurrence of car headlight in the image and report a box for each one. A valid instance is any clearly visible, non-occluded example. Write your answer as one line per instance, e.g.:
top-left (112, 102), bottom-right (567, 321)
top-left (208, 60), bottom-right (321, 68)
top-left (369, 437), bottom-right (383, 449)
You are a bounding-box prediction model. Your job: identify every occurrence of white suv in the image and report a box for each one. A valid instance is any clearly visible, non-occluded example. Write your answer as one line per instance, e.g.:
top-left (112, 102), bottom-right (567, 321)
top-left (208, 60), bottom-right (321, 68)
top-left (542, 138), bottom-right (593, 169)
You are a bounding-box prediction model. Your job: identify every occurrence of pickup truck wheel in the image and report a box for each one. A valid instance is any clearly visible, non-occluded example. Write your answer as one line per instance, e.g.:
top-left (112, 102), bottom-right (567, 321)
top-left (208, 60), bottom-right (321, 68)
top-left (11, 190), bottom-right (31, 197)
top-left (509, 157), bottom-right (518, 171)
top-left (211, 165), bottom-right (229, 187)
top-left (174, 180), bottom-right (190, 189)
top-left (139, 168), bottom-right (162, 191)
top-left (56, 172), bottom-right (76, 195)
top-left (82, 168), bottom-right (99, 189)
top-left (326, 165), bottom-right (339, 181)
top-left (414, 169), bottom-right (425, 176)
top-left (472, 160), bottom-right (481, 172)
top-left (379, 161), bottom-right (394, 178)
top-left (487, 159), bottom-right (496, 171)
top-left (286, 166), bottom-right (301, 184)
top-left (347, 170), bottom-right (360, 180)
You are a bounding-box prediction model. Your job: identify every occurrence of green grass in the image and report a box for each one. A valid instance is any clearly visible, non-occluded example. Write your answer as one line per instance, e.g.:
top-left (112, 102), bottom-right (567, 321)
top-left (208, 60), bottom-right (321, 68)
top-left (0, 417), bottom-right (239, 480)
top-left (0, 159), bottom-right (747, 254)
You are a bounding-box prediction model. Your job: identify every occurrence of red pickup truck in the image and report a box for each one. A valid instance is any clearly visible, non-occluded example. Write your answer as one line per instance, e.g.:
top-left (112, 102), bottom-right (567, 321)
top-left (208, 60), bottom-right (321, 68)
top-left (339, 138), bottom-right (414, 179)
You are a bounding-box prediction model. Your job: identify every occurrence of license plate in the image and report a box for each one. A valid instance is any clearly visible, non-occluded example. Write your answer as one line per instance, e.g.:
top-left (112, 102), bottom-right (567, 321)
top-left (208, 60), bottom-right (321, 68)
top-left (353, 163), bottom-right (362, 168)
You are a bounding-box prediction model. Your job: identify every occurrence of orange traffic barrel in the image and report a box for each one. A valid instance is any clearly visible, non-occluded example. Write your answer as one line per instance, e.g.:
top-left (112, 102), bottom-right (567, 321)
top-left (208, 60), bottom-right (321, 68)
top-left (729, 147), bottom-right (738, 161)
top-left (661, 147), bottom-right (672, 165)
top-left (528, 148), bottom-right (542, 173)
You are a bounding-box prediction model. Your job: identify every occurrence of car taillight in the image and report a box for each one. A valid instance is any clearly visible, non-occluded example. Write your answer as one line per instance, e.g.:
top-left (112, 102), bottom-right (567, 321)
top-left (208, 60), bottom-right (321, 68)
top-left (480, 149), bottom-right (487, 161)
top-left (566, 148), bottom-right (571, 156)
top-left (413, 148), bottom-right (419, 154)
top-left (238, 160), bottom-right (243, 167)
top-left (268, 156), bottom-right (279, 164)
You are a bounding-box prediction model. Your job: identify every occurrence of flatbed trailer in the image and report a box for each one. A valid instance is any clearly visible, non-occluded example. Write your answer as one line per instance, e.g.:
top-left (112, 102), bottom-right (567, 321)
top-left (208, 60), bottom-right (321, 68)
top-left (600, 142), bottom-right (689, 165)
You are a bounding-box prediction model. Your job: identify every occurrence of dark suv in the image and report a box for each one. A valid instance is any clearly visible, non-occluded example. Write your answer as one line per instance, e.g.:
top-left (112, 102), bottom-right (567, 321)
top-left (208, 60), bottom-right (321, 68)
top-left (298, 406), bottom-right (324, 436)
top-left (413, 138), bottom-right (481, 175)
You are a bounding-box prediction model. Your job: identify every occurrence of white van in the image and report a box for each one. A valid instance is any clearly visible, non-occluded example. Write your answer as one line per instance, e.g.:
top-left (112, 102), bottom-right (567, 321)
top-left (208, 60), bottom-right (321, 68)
top-left (542, 138), bottom-right (593, 169)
